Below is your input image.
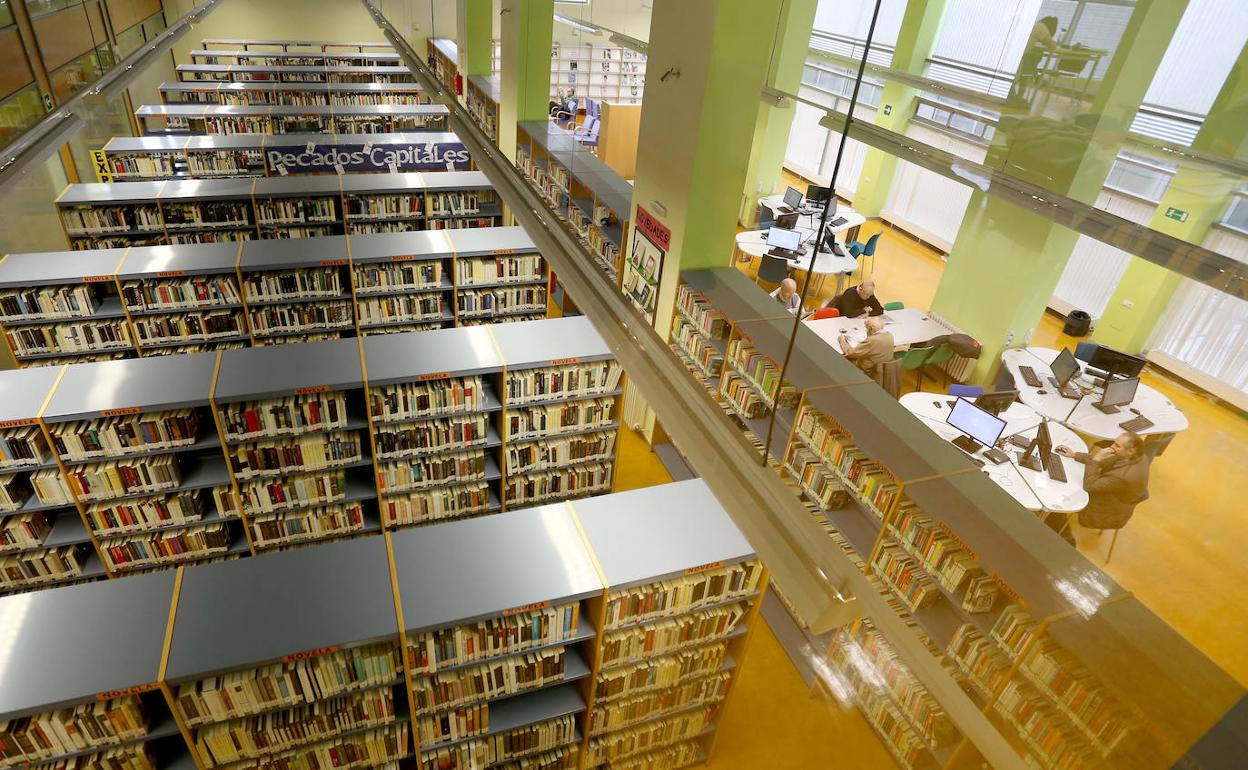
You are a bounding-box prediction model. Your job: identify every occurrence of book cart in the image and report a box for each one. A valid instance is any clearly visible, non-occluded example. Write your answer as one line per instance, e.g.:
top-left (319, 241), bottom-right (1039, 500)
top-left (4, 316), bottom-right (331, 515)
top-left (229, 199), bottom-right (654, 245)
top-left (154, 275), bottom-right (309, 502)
top-left (176, 63), bottom-right (415, 84)
top-left (516, 121), bottom-right (632, 287)
top-left (429, 38), bottom-right (459, 94)
top-left (465, 75), bottom-right (500, 144)
top-left (157, 81), bottom-right (427, 107)
top-left (134, 104), bottom-right (449, 136)
top-left (666, 268), bottom-right (1239, 770)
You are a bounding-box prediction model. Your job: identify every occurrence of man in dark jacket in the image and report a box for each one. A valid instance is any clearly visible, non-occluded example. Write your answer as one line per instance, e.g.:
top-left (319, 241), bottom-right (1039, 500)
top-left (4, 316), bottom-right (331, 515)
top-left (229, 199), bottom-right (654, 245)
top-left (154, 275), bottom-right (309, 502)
top-left (1056, 432), bottom-right (1150, 530)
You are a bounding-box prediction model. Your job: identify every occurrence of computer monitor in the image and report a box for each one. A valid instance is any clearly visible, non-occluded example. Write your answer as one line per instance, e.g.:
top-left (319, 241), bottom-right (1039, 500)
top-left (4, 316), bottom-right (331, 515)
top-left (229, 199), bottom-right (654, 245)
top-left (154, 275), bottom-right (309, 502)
top-left (783, 186), bottom-right (803, 210)
top-left (946, 398), bottom-right (1007, 454)
top-left (766, 226), bottom-right (801, 252)
top-left (775, 212), bottom-right (799, 230)
top-left (974, 390), bottom-right (1018, 416)
top-left (806, 184), bottom-right (831, 206)
top-left (1019, 419), bottom-right (1053, 472)
top-left (1095, 376), bottom-right (1139, 414)
top-left (1050, 347), bottom-right (1080, 387)
top-left (821, 224), bottom-right (838, 253)
top-left (1089, 345), bottom-right (1147, 378)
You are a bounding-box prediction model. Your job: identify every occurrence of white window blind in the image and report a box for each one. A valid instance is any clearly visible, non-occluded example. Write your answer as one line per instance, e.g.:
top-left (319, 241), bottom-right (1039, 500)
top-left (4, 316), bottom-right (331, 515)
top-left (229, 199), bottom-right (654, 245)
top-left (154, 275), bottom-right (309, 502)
top-left (1051, 191), bottom-right (1157, 318)
top-left (785, 99), bottom-right (830, 184)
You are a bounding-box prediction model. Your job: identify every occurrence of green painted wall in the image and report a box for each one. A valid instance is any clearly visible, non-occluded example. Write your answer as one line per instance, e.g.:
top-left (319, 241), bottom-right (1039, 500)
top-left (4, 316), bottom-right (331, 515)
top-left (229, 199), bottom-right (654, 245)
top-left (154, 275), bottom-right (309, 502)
top-left (498, 0), bottom-right (553, 160)
top-left (456, 0), bottom-right (493, 76)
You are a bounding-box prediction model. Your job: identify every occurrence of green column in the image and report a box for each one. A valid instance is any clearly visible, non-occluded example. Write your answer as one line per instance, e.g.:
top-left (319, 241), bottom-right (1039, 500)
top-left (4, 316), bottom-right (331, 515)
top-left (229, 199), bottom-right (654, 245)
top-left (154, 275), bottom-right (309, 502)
top-left (929, 0), bottom-right (1188, 383)
top-left (498, 0), bottom-right (554, 161)
top-left (1095, 40), bottom-right (1248, 352)
top-left (456, 0), bottom-right (493, 77)
top-left (853, 0), bottom-right (947, 217)
top-left (738, 0), bottom-right (819, 227)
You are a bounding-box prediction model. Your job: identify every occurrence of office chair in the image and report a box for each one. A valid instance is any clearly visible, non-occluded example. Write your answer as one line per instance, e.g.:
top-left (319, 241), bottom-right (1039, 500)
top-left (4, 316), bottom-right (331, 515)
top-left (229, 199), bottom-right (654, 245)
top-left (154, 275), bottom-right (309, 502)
top-left (1074, 341), bottom-right (1101, 363)
top-left (923, 342), bottom-right (955, 389)
top-left (574, 116), bottom-right (598, 142)
top-left (756, 255), bottom-right (790, 288)
top-left (757, 204), bottom-right (777, 231)
top-left (846, 232), bottom-right (880, 276)
top-left (895, 346), bottom-right (934, 393)
top-left (581, 119), bottom-right (601, 149)
top-left (883, 301), bottom-right (905, 311)
top-left (874, 359), bottom-right (903, 399)
top-left (948, 384), bottom-right (983, 399)
top-left (811, 307), bottom-right (840, 320)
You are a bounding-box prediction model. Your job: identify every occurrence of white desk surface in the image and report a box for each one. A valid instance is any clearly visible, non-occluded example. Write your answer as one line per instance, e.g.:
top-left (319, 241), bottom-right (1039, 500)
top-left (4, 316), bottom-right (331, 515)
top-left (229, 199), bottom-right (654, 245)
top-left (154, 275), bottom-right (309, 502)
top-left (759, 195), bottom-right (866, 234)
top-left (735, 230), bottom-right (857, 276)
top-left (1001, 347), bottom-right (1189, 440)
top-left (805, 307), bottom-right (950, 353)
top-left (899, 393), bottom-right (1090, 514)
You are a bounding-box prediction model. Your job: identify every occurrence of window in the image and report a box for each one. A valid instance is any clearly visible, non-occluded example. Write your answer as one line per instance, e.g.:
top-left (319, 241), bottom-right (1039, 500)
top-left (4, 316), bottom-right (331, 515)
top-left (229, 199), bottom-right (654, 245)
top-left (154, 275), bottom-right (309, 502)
top-left (26, 0), bottom-right (83, 19)
top-left (0, 0), bottom-right (16, 28)
top-left (0, 84), bottom-right (45, 147)
top-left (49, 44), bottom-right (113, 103)
top-left (1102, 152), bottom-right (1175, 203)
top-left (1221, 194), bottom-right (1248, 235)
top-left (913, 96), bottom-right (997, 142)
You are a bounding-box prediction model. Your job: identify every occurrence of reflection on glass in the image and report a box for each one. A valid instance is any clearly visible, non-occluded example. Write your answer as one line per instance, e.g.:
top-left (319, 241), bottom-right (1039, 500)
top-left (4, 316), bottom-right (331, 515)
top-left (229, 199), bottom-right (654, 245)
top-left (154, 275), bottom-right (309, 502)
top-left (50, 44), bottom-right (115, 104)
top-left (0, 84), bottom-right (45, 148)
top-left (26, 0), bottom-right (84, 19)
top-left (0, 0), bottom-right (15, 28)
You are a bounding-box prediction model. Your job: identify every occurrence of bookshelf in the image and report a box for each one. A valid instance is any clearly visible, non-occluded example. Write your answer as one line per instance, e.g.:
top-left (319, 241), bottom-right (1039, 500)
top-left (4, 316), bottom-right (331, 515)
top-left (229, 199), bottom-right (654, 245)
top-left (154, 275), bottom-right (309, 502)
top-left (158, 179), bottom-right (257, 245)
top-left (547, 42), bottom-right (646, 107)
top-left (429, 38), bottom-right (458, 94)
top-left (41, 353), bottom-right (244, 575)
top-left (212, 338), bottom-right (378, 550)
top-left (391, 502), bottom-right (602, 767)
top-left (176, 63), bottom-right (416, 84)
top-left (117, 242), bottom-right (250, 354)
top-left (445, 225), bottom-right (547, 325)
top-left (164, 535), bottom-right (408, 769)
top-left (253, 174), bottom-right (345, 239)
top-left (200, 38), bottom-right (394, 53)
top-left (341, 171), bottom-right (501, 236)
top-left (465, 75), bottom-right (500, 143)
top-left (56, 182), bottom-right (167, 251)
top-left (158, 81), bottom-right (428, 107)
top-left (135, 103), bottom-right (449, 136)
top-left (516, 120), bottom-right (633, 284)
top-left (191, 49), bottom-right (403, 67)
top-left (238, 235), bottom-right (355, 344)
top-left (0, 571), bottom-right (192, 768)
top-left (572, 479), bottom-right (766, 768)
top-left (490, 317), bottom-right (622, 508)
top-left (0, 366), bottom-right (105, 593)
top-left (348, 230), bottom-right (456, 334)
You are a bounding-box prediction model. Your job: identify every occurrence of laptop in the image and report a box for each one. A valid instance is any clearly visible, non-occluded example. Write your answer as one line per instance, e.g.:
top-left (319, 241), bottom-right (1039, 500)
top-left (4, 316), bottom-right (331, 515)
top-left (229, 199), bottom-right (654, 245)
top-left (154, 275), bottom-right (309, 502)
top-left (775, 186), bottom-right (804, 214)
top-left (765, 226), bottom-right (804, 258)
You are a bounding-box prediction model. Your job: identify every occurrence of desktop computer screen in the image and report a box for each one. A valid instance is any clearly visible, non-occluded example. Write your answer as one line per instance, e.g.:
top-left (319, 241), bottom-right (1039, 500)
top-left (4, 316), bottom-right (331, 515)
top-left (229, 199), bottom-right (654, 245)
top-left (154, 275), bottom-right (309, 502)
top-left (1101, 376), bottom-right (1139, 408)
top-left (974, 390), bottom-right (1018, 416)
top-left (783, 186), bottom-right (803, 210)
top-left (806, 184), bottom-right (831, 205)
top-left (1050, 347), bottom-right (1080, 387)
top-left (947, 398), bottom-right (1007, 449)
top-left (1019, 419), bottom-right (1053, 472)
top-left (1089, 346), bottom-right (1146, 378)
top-left (766, 226), bottom-right (802, 252)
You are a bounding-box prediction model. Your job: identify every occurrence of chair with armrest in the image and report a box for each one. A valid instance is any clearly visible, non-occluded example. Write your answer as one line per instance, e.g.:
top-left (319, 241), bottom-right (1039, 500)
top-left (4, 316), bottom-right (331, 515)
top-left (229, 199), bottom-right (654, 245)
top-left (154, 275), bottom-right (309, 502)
top-left (581, 118), bottom-right (601, 148)
top-left (811, 307), bottom-right (840, 320)
top-left (895, 345), bottom-right (934, 393)
top-left (948, 384), bottom-right (984, 399)
top-left (922, 342), bottom-right (955, 390)
top-left (883, 301), bottom-right (905, 311)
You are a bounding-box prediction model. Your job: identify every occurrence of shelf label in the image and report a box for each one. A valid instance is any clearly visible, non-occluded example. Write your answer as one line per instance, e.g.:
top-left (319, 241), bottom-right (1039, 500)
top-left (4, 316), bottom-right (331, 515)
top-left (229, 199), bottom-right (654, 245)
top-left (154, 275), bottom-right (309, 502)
top-left (282, 644), bottom-right (339, 663)
top-left (684, 561), bottom-right (724, 575)
top-left (96, 682), bottom-right (159, 700)
top-left (156, 270), bottom-right (189, 278)
top-left (293, 385), bottom-right (331, 395)
top-left (936, 520), bottom-right (978, 562)
top-left (549, 357), bottom-right (580, 366)
top-left (490, 249), bottom-right (516, 255)
top-left (100, 407), bottom-right (142, 417)
top-left (319, 259), bottom-right (348, 266)
top-left (0, 418), bottom-right (38, 428)
top-left (417, 372), bottom-right (452, 381)
top-left (876, 461), bottom-right (900, 485)
top-left (990, 571), bottom-right (1027, 608)
top-left (90, 149), bottom-right (112, 183)
top-left (503, 600), bottom-right (550, 617)
top-left (82, 275), bottom-right (114, 283)
top-left (389, 254), bottom-right (417, 262)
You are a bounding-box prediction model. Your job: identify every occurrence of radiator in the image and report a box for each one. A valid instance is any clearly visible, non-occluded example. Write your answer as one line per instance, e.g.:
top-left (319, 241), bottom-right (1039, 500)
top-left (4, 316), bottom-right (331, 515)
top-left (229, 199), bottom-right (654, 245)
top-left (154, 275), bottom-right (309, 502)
top-left (926, 311), bottom-right (978, 383)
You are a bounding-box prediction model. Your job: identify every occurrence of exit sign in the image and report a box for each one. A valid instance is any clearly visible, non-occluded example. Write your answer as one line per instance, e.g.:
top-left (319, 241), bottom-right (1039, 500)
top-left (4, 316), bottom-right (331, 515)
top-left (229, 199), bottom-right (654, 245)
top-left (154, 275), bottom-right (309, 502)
top-left (883, 104), bottom-right (893, 116)
top-left (1164, 206), bottom-right (1189, 223)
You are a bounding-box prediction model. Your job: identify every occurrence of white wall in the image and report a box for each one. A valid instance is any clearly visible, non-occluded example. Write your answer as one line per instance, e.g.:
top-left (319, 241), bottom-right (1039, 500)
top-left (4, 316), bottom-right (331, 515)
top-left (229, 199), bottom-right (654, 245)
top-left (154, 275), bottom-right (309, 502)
top-left (551, 0), bottom-right (651, 44)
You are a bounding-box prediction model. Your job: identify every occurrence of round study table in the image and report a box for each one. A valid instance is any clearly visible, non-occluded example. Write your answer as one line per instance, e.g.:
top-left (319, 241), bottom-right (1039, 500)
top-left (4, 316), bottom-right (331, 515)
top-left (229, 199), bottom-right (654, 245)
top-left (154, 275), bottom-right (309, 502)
top-left (899, 392), bottom-right (1090, 514)
top-left (1000, 347), bottom-right (1188, 443)
top-left (734, 230), bottom-right (858, 295)
top-left (758, 195), bottom-right (867, 243)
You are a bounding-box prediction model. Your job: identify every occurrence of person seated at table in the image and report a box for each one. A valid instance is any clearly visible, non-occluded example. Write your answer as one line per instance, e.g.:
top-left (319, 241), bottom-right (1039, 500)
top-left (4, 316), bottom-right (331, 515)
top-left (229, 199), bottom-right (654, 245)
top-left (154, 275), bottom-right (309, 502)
top-left (1044, 432), bottom-right (1151, 546)
top-left (824, 281), bottom-right (884, 318)
top-left (769, 278), bottom-right (803, 314)
top-left (839, 316), bottom-right (894, 376)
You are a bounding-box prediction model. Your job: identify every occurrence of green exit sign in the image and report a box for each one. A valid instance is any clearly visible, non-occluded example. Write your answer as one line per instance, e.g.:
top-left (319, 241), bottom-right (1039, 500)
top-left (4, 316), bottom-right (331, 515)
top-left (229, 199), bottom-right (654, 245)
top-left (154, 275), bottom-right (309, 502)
top-left (883, 104), bottom-right (893, 116)
top-left (1164, 206), bottom-right (1189, 223)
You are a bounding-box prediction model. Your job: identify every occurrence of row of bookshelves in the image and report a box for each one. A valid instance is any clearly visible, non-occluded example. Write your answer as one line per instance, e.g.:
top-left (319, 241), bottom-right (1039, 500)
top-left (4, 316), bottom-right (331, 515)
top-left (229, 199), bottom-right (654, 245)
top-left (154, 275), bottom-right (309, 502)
top-left (0, 479), bottom-right (764, 770)
top-left (664, 268), bottom-right (1234, 770)
top-left (98, 132), bottom-right (470, 181)
top-left (54, 172), bottom-right (499, 249)
top-left (200, 38), bottom-right (393, 52)
top-left (176, 63), bottom-right (415, 84)
top-left (191, 48), bottom-right (401, 67)
top-left (0, 316), bottom-right (620, 592)
top-left (135, 103), bottom-right (449, 137)
top-left (430, 38), bottom-right (459, 95)
top-left (0, 228), bottom-right (549, 361)
top-left (547, 42), bottom-right (646, 107)
top-left (466, 75), bottom-right (501, 144)
top-left (158, 80), bottom-right (427, 107)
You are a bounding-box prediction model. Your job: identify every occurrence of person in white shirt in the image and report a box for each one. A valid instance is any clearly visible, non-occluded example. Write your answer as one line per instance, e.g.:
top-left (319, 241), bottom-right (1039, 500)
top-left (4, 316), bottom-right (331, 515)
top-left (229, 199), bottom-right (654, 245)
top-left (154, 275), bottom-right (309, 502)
top-left (769, 278), bottom-right (802, 314)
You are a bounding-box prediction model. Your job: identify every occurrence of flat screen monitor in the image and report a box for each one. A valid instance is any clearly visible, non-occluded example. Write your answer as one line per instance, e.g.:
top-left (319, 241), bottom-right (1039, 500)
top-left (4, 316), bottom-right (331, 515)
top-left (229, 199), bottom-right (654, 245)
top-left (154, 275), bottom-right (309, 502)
top-left (806, 184), bottom-right (832, 205)
top-left (1100, 376), bottom-right (1139, 408)
top-left (1089, 345), bottom-right (1147, 378)
top-left (766, 226), bottom-right (801, 251)
top-left (1050, 347), bottom-right (1080, 387)
top-left (947, 398), bottom-right (1007, 449)
top-left (974, 390), bottom-right (1018, 416)
top-left (1021, 419), bottom-right (1053, 471)
top-left (783, 186), bottom-right (803, 210)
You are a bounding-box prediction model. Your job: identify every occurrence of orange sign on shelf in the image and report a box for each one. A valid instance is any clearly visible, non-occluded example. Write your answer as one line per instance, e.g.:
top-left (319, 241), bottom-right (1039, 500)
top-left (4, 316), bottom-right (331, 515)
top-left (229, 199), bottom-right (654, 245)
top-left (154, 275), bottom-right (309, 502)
top-left (96, 682), bottom-right (159, 700)
top-left (82, 275), bottom-right (114, 283)
top-left (416, 372), bottom-right (452, 381)
top-left (293, 385), bottom-right (331, 395)
top-left (936, 520), bottom-right (978, 562)
top-left (490, 249), bottom-right (516, 255)
top-left (991, 571), bottom-right (1027, 608)
top-left (0, 418), bottom-right (38, 429)
top-left (156, 270), bottom-right (189, 278)
top-left (549, 357), bottom-right (580, 366)
top-left (684, 561), bottom-right (724, 576)
top-left (282, 645), bottom-right (339, 663)
top-left (503, 600), bottom-right (550, 617)
top-left (389, 254), bottom-right (417, 262)
top-left (100, 407), bottom-right (142, 417)
top-left (319, 259), bottom-right (348, 266)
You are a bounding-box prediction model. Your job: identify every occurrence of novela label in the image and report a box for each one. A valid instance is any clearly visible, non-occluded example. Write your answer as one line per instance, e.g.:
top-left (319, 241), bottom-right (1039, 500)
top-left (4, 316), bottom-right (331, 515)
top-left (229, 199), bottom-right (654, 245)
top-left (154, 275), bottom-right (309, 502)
top-left (267, 142), bottom-right (471, 174)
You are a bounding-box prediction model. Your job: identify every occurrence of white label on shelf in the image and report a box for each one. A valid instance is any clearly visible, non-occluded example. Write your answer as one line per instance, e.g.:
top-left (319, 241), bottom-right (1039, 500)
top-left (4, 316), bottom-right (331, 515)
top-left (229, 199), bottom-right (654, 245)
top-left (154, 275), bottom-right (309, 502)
top-left (388, 161), bottom-right (398, 173)
top-left (276, 164), bottom-right (288, 176)
top-left (306, 142), bottom-right (315, 154)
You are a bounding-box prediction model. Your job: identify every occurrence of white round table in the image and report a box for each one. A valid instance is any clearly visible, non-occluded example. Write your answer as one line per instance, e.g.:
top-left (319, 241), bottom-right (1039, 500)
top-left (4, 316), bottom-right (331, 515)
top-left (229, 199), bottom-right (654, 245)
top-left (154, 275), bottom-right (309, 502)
top-left (734, 230), bottom-right (859, 296)
top-left (759, 194), bottom-right (866, 242)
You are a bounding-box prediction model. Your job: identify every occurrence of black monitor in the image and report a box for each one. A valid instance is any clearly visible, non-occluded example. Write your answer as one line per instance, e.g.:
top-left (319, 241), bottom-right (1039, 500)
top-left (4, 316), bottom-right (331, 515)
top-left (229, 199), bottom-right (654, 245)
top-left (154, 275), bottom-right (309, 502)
top-left (1019, 419), bottom-right (1053, 472)
top-left (806, 184), bottom-right (831, 206)
top-left (1095, 376), bottom-right (1139, 414)
top-left (766, 226), bottom-right (802, 251)
top-left (946, 398), bottom-right (1006, 454)
top-left (974, 390), bottom-right (1018, 416)
top-left (775, 212), bottom-right (799, 230)
top-left (783, 186), bottom-right (803, 210)
top-left (1089, 345), bottom-right (1146, 378)
top-left (821, 224), bottom-right (837, 252)
top-left (1050, 347), bottom-right (1080, 387)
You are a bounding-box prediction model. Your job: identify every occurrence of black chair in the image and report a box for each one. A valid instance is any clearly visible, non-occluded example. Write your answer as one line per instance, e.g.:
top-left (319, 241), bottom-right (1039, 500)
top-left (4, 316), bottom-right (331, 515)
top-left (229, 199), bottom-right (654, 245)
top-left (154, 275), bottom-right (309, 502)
top-left (757, 255), bottom-right (790, 287)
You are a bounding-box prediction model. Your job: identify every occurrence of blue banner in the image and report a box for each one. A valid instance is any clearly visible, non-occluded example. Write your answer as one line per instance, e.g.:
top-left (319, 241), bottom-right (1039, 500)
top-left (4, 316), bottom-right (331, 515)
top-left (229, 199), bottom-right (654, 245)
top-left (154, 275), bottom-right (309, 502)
top-left (266, 140), bottom-right (472, 175)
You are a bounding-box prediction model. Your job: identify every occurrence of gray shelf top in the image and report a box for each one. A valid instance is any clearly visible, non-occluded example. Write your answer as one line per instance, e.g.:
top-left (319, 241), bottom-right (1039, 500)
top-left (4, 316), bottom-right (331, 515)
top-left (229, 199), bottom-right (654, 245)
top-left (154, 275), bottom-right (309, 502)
top-left (0, 570), bottom-right (175, 720)
top-left (393, 503), bottom-right (602, 634)
top-left (340, 172), bottom-right (435, 194)
top-left (167, 80), bottom-right (423, 95)
top-left (361, 104), bottom-right (447, 116)
top-left (190, 49), bottom-right (401, 63)
top-left (214, 336), bottom-right (364, 402)
top-left (467, 74), bottom-right (500, 101)
top-left (165, 536), bottom-right (398, 682)
top-left (681, 268), bottom-right (792, 325)
top-left (185, 134), bottom-right (267, 150)
top-left (490, 316), bottom-right (613, 370)
top-left (0, 365), bottom-right (64, 423)
top-left (119, 242), bottom-right (241, 278)
top-left (161, 178), bottom-right (256, 201)
top-left (136, 103), bottom-right (253, 117)
top-left (0, 247), bottom-right (127, 286)
top-left (430, 37), bottom-right (457, 60)
top-left (104, 135), bottom-right (189, 152)
top-left (415, 170), bottom-right (491, 192)
top-left (177, 62), bottom-right (233, 72)
top-left (448, 226), bottom-right (537, 257)
top-left (240, 234), bottom-right (349, 269)
top-left (58, 181), bottom-right (166, 206)
top-left (43, 351), bottom-right (218, 422)
top-left (200, 38), bottom-right (393, 47)
top-left (269, 131), bottom-right (459, 148)
top-left (734, 317), bottom-right (869, 394)
top-left (348, 229), bottom-right (454, 263)
top-left (254, 174), bottom-right (342, 196)
top-left (362, 326), bottom-right (503, 386)
top-left (573, 479), bottom-right (756, 590)
top-left (262, 104), bottom-right (335, 116)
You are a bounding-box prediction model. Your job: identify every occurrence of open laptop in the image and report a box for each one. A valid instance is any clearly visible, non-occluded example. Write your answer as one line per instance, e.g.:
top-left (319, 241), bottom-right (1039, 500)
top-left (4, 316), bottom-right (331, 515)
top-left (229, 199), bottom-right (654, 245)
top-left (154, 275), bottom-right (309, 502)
top-left (775, 186), bottom-right (804, 215)
top-left (765, 226), bottom-right (805, 258)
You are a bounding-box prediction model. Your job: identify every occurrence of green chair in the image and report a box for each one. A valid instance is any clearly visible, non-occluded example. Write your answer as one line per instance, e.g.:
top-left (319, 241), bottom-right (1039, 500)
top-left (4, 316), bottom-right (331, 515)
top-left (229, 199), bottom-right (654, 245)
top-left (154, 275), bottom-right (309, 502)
top-left (895, 346), bottom-right (934, 393)
top-left (922, 342), bottom-right (955, 390)
top-left (883, 301), bottom-right (905, 311)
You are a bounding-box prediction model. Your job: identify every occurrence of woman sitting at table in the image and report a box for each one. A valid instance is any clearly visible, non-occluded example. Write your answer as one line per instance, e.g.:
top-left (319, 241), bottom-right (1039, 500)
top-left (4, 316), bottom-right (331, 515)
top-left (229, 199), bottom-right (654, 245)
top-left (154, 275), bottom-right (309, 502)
top-left (1049, 432), bottom-right (1150, 544)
